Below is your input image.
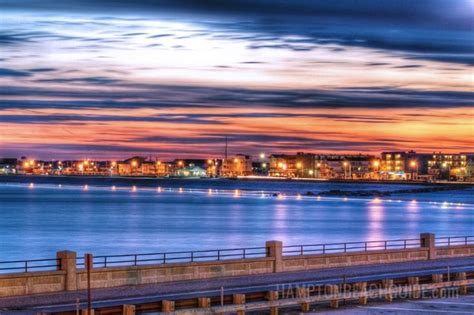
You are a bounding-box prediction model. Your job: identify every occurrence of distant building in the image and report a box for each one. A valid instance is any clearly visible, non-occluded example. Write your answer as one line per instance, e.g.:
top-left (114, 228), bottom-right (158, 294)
top-left (427, 152), bottom-right (472, 181)
top-left (221, 154), bottom-right (252, 177)
top-left (0, 158), bottom-right (18, 175)
top-left (176, 165), bottom-right (207, 177)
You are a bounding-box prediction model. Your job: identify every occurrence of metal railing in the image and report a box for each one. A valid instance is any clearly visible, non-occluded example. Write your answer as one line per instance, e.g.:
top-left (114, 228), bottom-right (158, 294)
top-left (283, 238), bottom-right (421, 256)
top-left (2, 235), bottom-right (474, 273)
top-left (0, 258), bottom-right (60, 274)
top-left (436, 235), bottom-right (474, 247)
top-left (76, 246), bottom-right (269, 268)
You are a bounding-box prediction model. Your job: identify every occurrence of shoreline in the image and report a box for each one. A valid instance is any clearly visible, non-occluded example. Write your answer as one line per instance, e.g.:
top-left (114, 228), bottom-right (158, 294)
top-left (1, 174), bottom-right (473, 186)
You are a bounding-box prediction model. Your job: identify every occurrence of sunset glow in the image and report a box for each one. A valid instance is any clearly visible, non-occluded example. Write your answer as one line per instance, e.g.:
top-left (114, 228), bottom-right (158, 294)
top-left (0, 1), bottom-right (472, 159)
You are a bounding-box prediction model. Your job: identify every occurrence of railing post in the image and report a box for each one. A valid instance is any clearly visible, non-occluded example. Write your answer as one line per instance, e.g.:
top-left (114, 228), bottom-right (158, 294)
top-left (57, 250), bottom-right (77, 291)
top-left (420, 233), bottom-right (436, 260)
top-left (266, 240), bottom-right (283, 273)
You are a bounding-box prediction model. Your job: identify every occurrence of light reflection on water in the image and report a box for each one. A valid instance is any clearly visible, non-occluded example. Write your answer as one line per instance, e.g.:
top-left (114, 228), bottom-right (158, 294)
top-left (0, 183), bottom-right (472, 260)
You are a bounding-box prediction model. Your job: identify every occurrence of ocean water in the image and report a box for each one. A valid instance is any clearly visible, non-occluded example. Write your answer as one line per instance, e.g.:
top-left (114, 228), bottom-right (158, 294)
top-left (0, 178), bottom-right (472, 261)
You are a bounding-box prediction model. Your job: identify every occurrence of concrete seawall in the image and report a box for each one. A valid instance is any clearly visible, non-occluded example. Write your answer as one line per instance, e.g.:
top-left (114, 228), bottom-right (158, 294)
top-left (1, 234), bottom-right (473, 297)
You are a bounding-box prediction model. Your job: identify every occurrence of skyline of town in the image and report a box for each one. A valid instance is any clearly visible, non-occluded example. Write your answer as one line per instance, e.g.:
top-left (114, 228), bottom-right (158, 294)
top-left (2, 149), bottom-right (473, 182)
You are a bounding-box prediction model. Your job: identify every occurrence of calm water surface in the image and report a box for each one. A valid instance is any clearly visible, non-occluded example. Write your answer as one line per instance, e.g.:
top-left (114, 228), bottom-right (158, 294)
top-left (0, 181), bottom-right (473, 260)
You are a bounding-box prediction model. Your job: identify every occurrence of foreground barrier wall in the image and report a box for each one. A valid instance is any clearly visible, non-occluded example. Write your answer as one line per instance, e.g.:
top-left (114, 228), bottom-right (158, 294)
top-left (1, 233), bottom-right (473, 297)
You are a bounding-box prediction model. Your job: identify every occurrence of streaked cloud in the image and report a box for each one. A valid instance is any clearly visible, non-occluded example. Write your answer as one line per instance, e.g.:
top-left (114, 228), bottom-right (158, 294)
top-left (0, 1), bottom-right (472, 158)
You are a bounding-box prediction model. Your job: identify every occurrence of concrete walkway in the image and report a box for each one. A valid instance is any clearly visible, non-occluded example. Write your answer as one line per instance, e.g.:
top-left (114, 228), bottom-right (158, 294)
top-left (313, 295), bottom-right (474, 314)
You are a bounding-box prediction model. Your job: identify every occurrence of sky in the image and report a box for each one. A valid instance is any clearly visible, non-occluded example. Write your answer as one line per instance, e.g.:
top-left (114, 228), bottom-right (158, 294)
top-left (0, 0), bottom-right (473, 160)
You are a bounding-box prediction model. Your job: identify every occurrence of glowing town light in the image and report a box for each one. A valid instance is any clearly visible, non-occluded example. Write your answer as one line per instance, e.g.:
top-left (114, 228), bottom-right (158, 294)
top-left (29, 183), bottom-right (34, 188)
top-left (84, 185), bottom-right (89, 190)
top-left (178, 161), bottom-right (184, 166)
top-left (179, 187), bottom-right (183, 193)
top-left (157, 187), bottom-right (162, 192)
top-left (23, 161), bottom-right (29, 168)
top-left (282, 164), bottom-right (287, 170)
top-left (343, 197), bottom-right (348, 201)
top-left (234, 189), bottom-right (240, 197)
top-left (373, 198), bottom-right (381, 203)
top-left (277, 193), bottom-right (284, 199)
top-left (317, 196), bottom-right (321, 200)
top-left (58, 184), bottom-right (62, 188)
top-left (373, 161), bottom-right (380, 167)
top-left (411, 200), bottom-right (417, 204)
top-left (308, 170), bottom-right (314, 175)
top-left (132, 185), bottom-right (137, 192)
top-left (112, 185), bottom-right (116, 191)
top-left (208, 188), bottom-right (213, 195)
top-left (234, 158), bottom-right (239, 163)
top-left (207, 159), bottom-right (213, 164)
top-left (156, 161), bottom-right (162, 165)
top-left (316, 163), bottom-right (321, 167)
top-left (296, 162), bottom-right (302, 169)
top-left (260, 153), bottom-right (265, 159)
top-left (343, 161), bottom-right (348, 167)
top-left (84, 160), bottom-right (89, 166)
top-left (131, 160), bottom-right (137, 167)
top-left (278, 162), bottom-right (283, 168)
top-left (296, 194), bottom-right (302, 200)
top-left (111, 161), bottom-right (116, 167)
top-left (262, 163), bottom-right (267, 168)
top-left (410, 161), bottom-right (417, 168)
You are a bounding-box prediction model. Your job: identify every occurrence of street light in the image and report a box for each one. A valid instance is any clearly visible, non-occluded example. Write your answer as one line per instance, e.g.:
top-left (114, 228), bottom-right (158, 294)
top-left (259, 153), bottom-right (265, 159)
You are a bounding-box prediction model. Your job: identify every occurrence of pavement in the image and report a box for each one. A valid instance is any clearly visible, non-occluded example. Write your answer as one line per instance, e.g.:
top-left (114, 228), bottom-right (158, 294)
top-left (0, 256), bottom-right (473, 313)
top-left (311, 295), bottom-right (474, 314)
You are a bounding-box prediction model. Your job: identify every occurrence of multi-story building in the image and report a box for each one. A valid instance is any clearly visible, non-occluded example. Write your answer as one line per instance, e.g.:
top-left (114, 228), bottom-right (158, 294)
top-left (427, 152), bottom-right (472, 181)
top-left (380, 151), bottom-right (429, 180)
top-left (320, 154), bottom-right (376, 179)
top-left (220, 154), bottom-right (252, 177)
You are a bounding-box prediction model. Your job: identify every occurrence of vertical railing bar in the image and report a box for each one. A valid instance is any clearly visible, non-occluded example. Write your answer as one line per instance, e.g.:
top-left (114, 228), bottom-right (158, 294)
top-left (163, 253), bottom-right (166, 264)
top-left (300, 245), bottom-right (303, 256)
top-left (385, 241), bottom-right (387, 250)
top-left (104, 256), bottom-right (107, 268)
top-left (217, 250), bottom-right (220, 261)
top-left (25, 261), bottom-right (28, 273)
top-left (243, 248), bottom-right (246, 259)
top-left (134, 255), bottom-right (137, 266)
top-left (191, 251), bottom-right (194, 262)
top-left (323, 244), bottom-right (325, 254)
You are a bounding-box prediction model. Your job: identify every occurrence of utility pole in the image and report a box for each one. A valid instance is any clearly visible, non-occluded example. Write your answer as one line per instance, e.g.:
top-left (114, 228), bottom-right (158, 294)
top-left (224, 136), bottom-right (228, 160)
top-left (85, 253), bottom-right (93, 314)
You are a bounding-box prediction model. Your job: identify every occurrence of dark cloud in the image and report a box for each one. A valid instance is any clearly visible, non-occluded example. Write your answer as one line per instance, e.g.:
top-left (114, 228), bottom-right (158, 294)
top-left (28, 67), bottom-right (57, 72)
top-left (0, 68), bottom-right (31, 77)
top-left (36, 76), bottom-right (122, 85)
top-left (0, 84), bottom-right (472, 110)
top-left (2, 1), bottom-right (473, 65)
